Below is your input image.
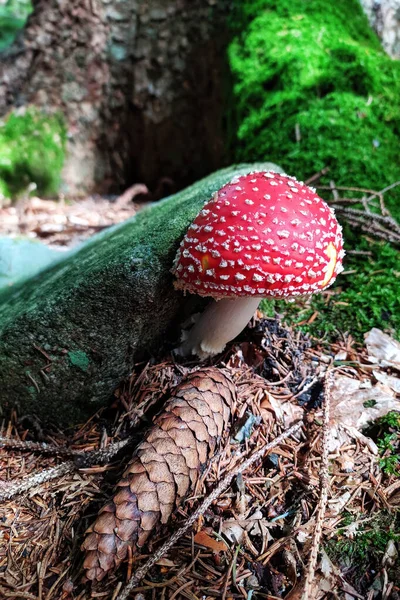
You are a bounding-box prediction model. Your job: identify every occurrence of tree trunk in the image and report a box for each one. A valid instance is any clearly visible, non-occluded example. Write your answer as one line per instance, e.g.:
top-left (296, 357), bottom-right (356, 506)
top-left (0, 162), bottom-right (280, 427)
top-left (0, 0), bottom-right (230, 195)
top-left (360, 0), bottom-right (400, 58)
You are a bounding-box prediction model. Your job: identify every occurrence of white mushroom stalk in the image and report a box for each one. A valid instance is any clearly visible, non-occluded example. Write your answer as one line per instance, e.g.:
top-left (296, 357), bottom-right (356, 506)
top-left (177, 297), bottom-right (261, 358)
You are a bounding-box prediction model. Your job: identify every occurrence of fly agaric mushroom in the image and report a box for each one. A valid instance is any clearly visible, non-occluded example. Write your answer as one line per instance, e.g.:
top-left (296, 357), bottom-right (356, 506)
top-left (172, 171), bottom-right (344, 357)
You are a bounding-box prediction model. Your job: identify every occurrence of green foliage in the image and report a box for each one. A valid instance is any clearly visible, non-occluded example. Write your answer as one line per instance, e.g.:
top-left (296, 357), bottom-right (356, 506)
top-left (378, 411), bottom-right (400, 430)
top-left (363, 411), bottom-right (400, 476)
top-left (364, 411), bottom-right (400, 476)
top-left (0, 107), bottom-right (66, 197)
top-left (326, 512), bottom-right (400, 589)
top-left (0, 0), bottom-right (32, 51)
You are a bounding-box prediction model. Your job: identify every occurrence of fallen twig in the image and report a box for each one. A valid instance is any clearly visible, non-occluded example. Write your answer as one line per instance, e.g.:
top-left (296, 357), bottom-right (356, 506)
top-left (116, 421), bottom-right (303, 600)
top-left (302, 369), bottom-right (333, 599)
top-left (0, 438), bottom-right (132, 502)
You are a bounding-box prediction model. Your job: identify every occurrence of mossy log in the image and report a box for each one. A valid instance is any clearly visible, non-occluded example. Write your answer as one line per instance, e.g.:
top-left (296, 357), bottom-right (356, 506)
top-left (0, 162), bottom-right (280, 427)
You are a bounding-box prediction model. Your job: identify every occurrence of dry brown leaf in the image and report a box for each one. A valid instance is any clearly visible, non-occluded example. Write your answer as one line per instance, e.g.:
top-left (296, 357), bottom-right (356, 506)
top-left (194, 529), bottom-right (228, 553)
top-left (328, 374), bottom-right (400, 452)
top-left (365, 328), bottom-right (400, 367)
top-left (82, 367), bottom-right (236, 581)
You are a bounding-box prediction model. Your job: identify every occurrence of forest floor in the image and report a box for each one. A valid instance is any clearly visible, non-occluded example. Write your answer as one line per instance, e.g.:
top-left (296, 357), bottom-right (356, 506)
top-left (1, 314), bottom-right (400, 600)
top-left (0, 184), bottom-right (150, 248)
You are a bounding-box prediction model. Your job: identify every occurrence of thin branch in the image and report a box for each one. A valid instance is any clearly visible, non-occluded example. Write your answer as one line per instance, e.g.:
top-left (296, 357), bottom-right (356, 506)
top-left (302, 370), bottom-right (333, 600)
top-left (0, 462), bottom-right (75, 502)
top-left (116, 421), bottom-right (303, 600)
top-left (0, 436), bottom-right (73, 457)
top-left (0, 438), bottom-right (132, 502)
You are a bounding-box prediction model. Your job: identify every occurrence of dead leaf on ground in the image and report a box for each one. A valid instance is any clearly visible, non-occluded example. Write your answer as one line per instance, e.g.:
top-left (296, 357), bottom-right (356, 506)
top-left (328, 374), bottom-right (400, 451)
top-left (193, 530), bottom-right (228, 553)
top-left (365, 328), bottom-right (400, 367)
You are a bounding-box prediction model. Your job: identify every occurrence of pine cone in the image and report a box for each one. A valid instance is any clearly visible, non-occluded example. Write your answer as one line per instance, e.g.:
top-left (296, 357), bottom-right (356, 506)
top-left (82, 367), bottom-right (236, 581)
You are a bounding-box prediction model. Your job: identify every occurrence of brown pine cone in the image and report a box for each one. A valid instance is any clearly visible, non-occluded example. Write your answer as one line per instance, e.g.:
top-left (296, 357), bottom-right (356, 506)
top-left (82, 367), bottom-right (236, 581)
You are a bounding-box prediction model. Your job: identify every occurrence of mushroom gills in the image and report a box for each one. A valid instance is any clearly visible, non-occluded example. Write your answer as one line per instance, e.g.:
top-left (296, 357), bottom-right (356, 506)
top-left (176, 296), bottom-right (261, 358)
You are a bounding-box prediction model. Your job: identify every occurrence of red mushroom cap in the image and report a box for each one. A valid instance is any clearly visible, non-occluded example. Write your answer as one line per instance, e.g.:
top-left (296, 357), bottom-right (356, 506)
top-left (172, 171), bottom-right (344, 299)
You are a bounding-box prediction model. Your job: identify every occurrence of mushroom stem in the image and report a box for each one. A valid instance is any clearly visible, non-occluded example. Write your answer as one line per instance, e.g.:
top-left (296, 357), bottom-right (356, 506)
top-left (177, 297), bottom-right (261, 358)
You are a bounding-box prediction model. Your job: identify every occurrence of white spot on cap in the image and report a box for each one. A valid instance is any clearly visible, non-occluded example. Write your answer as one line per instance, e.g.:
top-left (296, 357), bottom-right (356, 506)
top-left (235, 273), bottom-right (246, 281)
top-left (231, 211), bottom-right (240, 216)
top-left (253, 273), bottom-right (263, 282)
top-left (220, 275), bottom-right (230, 280)
top-left (277, 230), bottom-right (290, 239)
top-left (206, 269), bottom-right (215, 277)
top-left (211, 250), bottom-right (220, 258)
top-left (245, 199), bottom-right (254, 205)
top-left (220, 260), bottom-right (228, 268)
top-left (204, 225), bottom-right (213, 232)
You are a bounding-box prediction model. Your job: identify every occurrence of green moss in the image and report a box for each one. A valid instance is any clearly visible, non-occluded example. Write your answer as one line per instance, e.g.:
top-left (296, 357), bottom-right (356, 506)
top-left (0, 106), bottom-right (66, 198)
top-left (68, 350), bottom-right (90, 372)
top-left (0, 1), bottom-right (32, 51)
top-left (228, 0), bottom-right (400, 217)
top-left (230, 0), bottom-right (400, 340)
top-left (363, 411), bottom-right (400, 476)
top-left (326, 512), bottom-right (400, 591)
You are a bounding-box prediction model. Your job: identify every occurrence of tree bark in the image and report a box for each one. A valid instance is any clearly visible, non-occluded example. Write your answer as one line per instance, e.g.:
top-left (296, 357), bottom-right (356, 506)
top-left (0, 0), bottom-right (230, 195)
top-left (0, 162), bottom-right (280, 427)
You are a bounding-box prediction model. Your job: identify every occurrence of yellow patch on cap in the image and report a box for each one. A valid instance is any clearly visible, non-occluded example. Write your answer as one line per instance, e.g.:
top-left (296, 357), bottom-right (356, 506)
top-left (201, 255), bottom-right (210, 272)
top-left (321, 242), bottom-right (337, 287)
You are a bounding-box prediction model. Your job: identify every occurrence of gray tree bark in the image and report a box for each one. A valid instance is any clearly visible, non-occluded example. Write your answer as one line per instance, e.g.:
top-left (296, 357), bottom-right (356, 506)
top-left (0, 0), bottom-right (229, 195)
top-left (360, 0), bottom-right (400, 57)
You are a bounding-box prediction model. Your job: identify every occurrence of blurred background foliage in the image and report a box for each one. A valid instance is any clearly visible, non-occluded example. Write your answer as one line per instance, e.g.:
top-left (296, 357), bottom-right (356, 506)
top-left (0, 0), bottom-right (31, 51)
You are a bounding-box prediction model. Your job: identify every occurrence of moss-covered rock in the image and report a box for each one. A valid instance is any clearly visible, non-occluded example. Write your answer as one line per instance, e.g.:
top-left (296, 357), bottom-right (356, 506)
top-left (229, 0), bottom-right (400, 340)
top-left (0, 162), bottom-right (281, 426)
top-left (0, 106), bottom-right (66, 198)
top-left (228, 0), bottom-right (400, 216)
